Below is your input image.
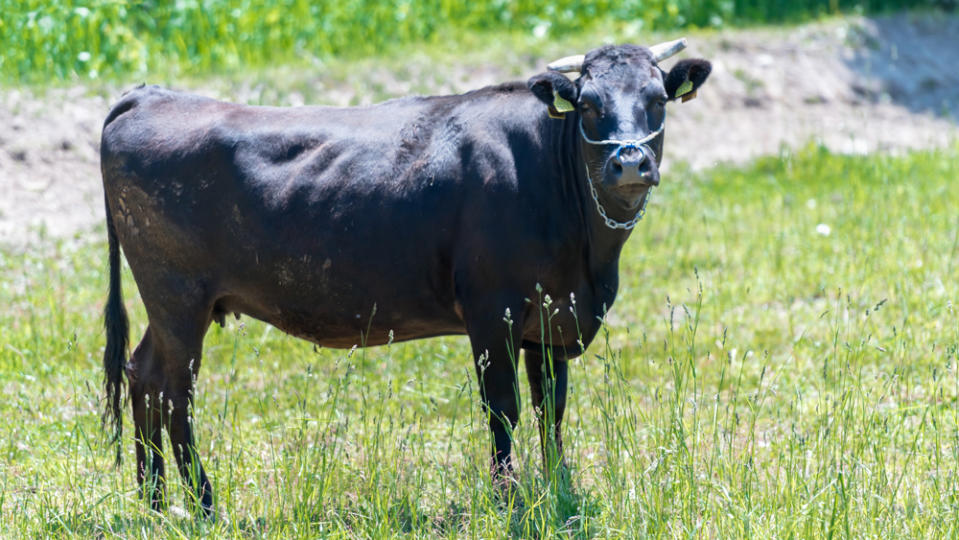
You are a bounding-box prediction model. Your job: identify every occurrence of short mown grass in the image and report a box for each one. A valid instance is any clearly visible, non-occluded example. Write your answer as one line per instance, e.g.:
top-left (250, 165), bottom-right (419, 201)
top-left (1, 143), bottom-right (958, 537)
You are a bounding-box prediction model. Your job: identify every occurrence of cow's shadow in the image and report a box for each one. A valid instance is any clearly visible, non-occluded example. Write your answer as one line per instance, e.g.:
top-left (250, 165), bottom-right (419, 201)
top-left (843, 12), bottom-right (959, 123)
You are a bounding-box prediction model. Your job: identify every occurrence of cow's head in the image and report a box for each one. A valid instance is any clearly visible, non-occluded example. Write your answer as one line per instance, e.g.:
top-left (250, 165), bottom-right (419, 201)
top-left (528, 40), bottom-right (710, 215)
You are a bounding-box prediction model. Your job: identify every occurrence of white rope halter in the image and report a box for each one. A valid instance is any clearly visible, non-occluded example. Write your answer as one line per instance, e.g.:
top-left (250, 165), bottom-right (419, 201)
top-left (579, 118), bottom-right (664, 230)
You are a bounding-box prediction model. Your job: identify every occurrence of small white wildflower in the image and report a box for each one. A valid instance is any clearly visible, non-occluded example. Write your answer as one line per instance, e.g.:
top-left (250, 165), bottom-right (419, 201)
top-left (77, 51), bottom-right (91, 62)
top-left (815, 223), bottom-right (831, 236)
top-left (478, 350), bottom-right (491, 374)
top-left (806, 198), bottom-right (816, 209)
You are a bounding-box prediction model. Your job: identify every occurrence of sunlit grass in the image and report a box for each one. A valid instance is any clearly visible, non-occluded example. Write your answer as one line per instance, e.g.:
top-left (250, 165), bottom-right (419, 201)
top-left (1, 144), bottom-right (958, 537)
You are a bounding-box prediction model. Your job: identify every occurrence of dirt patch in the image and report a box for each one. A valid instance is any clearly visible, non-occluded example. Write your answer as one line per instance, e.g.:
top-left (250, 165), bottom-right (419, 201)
top-left (1, 13), bottom-right (956, 248)
top-left (669, 12), bottom-right (959, 169)
top-left (0, 87), bottom-right (110, 246)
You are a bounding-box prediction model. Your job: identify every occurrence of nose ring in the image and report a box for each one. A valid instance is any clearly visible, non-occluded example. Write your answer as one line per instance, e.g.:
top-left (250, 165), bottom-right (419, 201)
top-left (614, 143), bottom-right (639, 163)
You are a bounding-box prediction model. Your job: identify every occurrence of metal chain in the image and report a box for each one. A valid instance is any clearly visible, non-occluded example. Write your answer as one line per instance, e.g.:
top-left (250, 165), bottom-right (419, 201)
top-left (587, 173), bottom-right (652, 230)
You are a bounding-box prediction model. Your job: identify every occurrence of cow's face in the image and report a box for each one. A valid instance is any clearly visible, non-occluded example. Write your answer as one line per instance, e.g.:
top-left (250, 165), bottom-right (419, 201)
top-left (529, 44), bottom-right (711, 209)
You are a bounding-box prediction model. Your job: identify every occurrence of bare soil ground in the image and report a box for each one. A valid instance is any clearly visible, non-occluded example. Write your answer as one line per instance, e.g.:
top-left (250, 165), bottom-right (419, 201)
top-left (1, 13), bottom-right (956, 248)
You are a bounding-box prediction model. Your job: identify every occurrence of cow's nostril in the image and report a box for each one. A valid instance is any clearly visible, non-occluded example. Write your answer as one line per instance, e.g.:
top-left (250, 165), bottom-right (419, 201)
top-left (612, 162), bottom-right (623, 174)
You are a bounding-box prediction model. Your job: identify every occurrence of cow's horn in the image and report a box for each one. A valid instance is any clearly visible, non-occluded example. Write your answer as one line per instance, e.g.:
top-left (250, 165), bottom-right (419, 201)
top-left (649, 37), bottom-right (687, 62)
top-left (547, 54), bottom-right (585, 73)
top-left (547, 38), bottom-right (686, 72)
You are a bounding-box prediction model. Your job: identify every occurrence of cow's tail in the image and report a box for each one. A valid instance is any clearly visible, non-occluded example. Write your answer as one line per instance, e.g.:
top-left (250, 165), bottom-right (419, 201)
top-left (102, 192), bottom-right (129, 466)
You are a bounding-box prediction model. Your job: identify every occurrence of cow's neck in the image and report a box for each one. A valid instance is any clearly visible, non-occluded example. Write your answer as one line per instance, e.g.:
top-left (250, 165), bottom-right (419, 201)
top-left (551, 111), bottom-right (634, 277)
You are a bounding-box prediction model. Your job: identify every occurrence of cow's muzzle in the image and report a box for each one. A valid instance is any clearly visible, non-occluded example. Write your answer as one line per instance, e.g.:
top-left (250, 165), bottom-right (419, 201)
top-left (580, 118), bottom-right (664, 189)
top-left (580, 119), bottom-right (664, 230)
top-left (609, 143), bottom-right (658, 187)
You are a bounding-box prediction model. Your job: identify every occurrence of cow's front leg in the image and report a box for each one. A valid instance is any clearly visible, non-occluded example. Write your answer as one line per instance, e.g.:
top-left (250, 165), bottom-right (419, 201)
top-left (464, 301), bottom-right (524, 481)
top-left (524, 347), bottom-right (568, 472)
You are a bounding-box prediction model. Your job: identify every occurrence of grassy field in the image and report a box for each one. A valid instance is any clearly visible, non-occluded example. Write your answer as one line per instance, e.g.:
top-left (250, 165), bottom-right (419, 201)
top-left (2, 0), bottom-right (936, 83)
top-left (1, 143), bottom-right (957, 537)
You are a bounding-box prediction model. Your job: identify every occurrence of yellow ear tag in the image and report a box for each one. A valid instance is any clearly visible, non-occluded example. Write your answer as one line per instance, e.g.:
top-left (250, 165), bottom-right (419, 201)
top-left (552, 91), bottom-right (575, 113)
top-left (675, 79), bottom-right (694, 99)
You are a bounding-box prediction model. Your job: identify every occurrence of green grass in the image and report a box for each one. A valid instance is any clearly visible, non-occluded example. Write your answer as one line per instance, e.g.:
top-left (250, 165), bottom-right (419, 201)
top-left (1, 143), bottom-right (959, 537)
top-left (1, 0), bottom-right (938, 84)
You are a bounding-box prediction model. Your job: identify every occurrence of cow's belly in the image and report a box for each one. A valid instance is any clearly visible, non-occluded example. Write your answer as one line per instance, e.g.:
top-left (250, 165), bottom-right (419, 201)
top-left (276, 297), bottom-right (466, 348)
top-left (216, 292), bottom-right (466, 348)
top-left (209, 248), bottom-right (465, 348)
top-left (266, 304), bottom-right (464, 348)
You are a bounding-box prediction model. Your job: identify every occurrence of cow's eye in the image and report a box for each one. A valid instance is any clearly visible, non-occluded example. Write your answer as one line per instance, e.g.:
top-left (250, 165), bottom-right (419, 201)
top-left (578, 91), bottom-right (603, 115)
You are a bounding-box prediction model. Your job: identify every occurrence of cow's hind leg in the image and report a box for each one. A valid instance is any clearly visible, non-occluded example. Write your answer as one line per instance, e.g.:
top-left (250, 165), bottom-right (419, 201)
top-left (133, 278), bottom-right (217, 517)
top-left (127, 327), bottom-right (166, 509)
top-left (150, 320), bottom-right (215, 517)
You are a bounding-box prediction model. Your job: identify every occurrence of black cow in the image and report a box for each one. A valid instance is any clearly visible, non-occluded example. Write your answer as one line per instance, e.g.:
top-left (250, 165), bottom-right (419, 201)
top-left (100, 40), bottom-right (710, 514)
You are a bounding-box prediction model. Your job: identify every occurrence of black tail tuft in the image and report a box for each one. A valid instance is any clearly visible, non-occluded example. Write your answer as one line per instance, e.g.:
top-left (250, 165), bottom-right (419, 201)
top-left (102, 194), bottom-right (129, 466)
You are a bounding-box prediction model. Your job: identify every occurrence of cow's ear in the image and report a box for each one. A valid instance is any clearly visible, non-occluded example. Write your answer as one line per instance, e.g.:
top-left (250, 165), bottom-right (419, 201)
top-left (664, 59), bottom-right (711, 102)
top-left (528, 72), bottom-right (579, 118)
